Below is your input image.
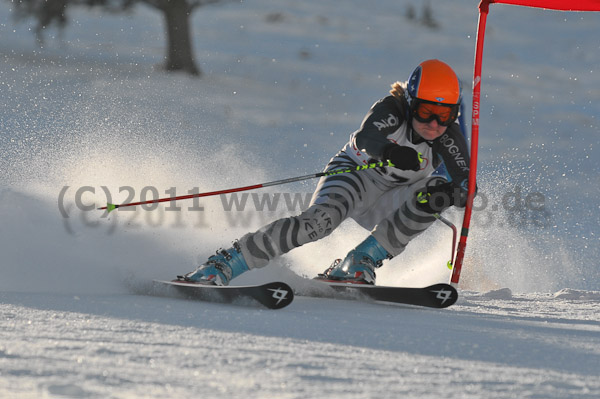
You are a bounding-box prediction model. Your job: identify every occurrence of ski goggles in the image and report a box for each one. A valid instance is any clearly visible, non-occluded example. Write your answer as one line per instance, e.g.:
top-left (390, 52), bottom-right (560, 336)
top-left (410, 98), bottom-right (460, 127)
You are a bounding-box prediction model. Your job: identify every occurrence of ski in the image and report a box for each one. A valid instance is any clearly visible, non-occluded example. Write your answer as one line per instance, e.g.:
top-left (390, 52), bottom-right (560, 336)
top-left (302, 281), bottom-right (458, 309)
top-left (151, 279), bottom-right (455, 309)
top-left (153, 280), bottom-right (294, 310)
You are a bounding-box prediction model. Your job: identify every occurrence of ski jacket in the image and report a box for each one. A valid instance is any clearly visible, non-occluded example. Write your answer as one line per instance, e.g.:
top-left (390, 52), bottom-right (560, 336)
top-left (341, 95), bottom-right (471, 196)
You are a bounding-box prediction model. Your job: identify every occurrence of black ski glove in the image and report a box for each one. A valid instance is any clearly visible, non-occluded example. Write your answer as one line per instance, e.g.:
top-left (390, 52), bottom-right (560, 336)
top-left (415, 182), bottom-right (460, 214)
top-left (382, 144), bottom-right (422, 172)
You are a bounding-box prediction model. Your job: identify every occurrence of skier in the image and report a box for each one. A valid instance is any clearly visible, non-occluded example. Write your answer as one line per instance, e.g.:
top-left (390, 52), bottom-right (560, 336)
top-left (181, 59), bottom-right (471, 286)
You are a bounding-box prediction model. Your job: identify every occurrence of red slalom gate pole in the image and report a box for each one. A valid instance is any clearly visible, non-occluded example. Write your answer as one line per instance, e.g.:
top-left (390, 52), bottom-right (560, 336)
top-left (451, 0), bottom-right (600, 287)
top-left (450, 0), bottom-right (489, 287)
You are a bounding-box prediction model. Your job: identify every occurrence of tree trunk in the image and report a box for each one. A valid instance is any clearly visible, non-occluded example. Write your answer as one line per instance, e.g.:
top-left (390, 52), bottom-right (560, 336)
top-left (162, 0), bottom-right (200, 76)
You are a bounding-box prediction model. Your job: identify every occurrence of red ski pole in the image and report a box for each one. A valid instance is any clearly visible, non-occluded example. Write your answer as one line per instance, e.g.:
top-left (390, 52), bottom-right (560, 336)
top-left (98, 160), bottom-right (395, 213)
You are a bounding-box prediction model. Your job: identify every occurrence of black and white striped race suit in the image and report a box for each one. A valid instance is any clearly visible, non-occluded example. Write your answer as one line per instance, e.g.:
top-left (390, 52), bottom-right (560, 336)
top-left (238, 95), bottom-right (471, 269)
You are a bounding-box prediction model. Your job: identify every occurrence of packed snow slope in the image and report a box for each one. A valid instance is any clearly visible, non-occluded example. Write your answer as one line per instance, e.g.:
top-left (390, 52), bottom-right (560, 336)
top-left (1, 0), bottom-right (599, 398)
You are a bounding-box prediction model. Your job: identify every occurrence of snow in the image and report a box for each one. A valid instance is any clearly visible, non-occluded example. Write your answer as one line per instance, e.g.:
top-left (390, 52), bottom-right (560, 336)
top-left (2, 290), bottom-right (599, 398)
top-left (1, 0), bottom-right (599, 398)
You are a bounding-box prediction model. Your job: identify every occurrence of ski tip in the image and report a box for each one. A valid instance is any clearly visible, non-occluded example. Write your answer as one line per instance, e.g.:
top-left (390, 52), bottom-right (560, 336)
top-left (425, 283), bottom-right (458, 308)
top-left (261, 282), bottom-right (294, 309)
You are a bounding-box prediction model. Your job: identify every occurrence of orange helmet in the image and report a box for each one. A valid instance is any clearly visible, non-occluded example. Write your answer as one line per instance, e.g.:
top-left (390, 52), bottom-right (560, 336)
top-left (406, 59), bottom-right (461, 105)
top-left (406, 59), bottom-right (461, 126)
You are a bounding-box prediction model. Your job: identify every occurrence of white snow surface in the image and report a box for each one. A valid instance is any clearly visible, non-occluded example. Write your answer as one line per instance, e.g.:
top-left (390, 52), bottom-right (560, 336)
top-left (1, 1), bottom-right (599, 398)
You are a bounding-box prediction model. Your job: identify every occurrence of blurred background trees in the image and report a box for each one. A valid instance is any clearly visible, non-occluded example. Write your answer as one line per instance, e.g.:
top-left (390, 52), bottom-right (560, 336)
top-left (9, 0), bottom-right (232, 76)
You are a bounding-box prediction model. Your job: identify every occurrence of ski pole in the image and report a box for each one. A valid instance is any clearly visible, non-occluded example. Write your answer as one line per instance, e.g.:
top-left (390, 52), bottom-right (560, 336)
top-left (98, 160), bottom-right (396, 213)
top-left (433, 213), bottom-right (458, 271)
